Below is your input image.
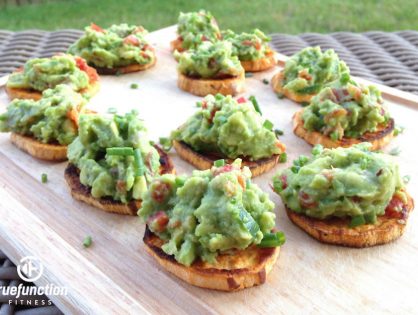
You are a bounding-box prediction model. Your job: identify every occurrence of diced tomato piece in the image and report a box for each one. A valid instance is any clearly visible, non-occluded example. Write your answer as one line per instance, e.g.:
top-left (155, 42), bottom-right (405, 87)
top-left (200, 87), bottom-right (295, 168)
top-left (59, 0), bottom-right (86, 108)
top-left (385, 195), bottom-right (408, 219)
top-left (298, 69), bottom-right (312, 81)
top-left (75, 57), bottom-right (99, 83)
top-left (201, 100), bottom-right (208, 109)
top-left (237, 175), bottom-right (245, 190)
top-left (298, 191), bottom-right (318, 209)
top-left (242, 40), bottom-right (253, 46)
top-left (208, 108), bottom-right (218, 124)
top-left (151, 181), bottom-right (171, 203)
top-left (276, 141), bottom-right (286, 152)
top-left (75, 57), bottom-right (89, 72)
top-left (140, 51), bottom-right (150, 59)
top-left (201, 35), bottom-right (208, 41)
top-left (90, 23), bottom-right (104, 33)
top-left (116, 180), bottom-right (127, 192)
top-left (254, 41), bottom-right (262, 50)
top-left (66, 107), bottom-right (79, 127)
top-left (280, 175), bottom-right (288, 190)
top-left (147, 211), bottom-right (169, 232)
top-left (213, 164), bottom-right (234, 176)
top-left (237, 97), bottom-right (247, 104)
top-left (123, 35), bottom-right (140, 46)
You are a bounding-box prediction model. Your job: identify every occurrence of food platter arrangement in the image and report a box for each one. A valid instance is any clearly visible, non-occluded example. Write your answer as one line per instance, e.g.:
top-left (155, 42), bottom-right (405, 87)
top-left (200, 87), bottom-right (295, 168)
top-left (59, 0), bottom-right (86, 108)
top-left (0, 10), bottom-right (417, 314)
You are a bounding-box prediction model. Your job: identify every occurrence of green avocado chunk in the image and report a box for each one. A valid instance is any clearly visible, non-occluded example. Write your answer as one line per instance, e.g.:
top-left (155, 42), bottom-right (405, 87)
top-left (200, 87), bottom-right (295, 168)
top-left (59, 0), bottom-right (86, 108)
top-left (68, 23), bottom-right (155, 68)
top-left (176, 10), bottom-right (221, 50)
top-left (302, 78), bottom-right (390, 139)
top-left (67, 111), bottom-right (161, 203)
top-left (175, 41), bottom-right (243, 79)
top-left (272, 144), bottom-right (407, 225)
top-left (222, 29), bottom-right (271, 61)
top-left (171, 94), bottom-right (285, 161)
top-left (0, 84), bottom-right (86, 145)
top-left (282, 46), bottom-right (349, 95)
top-left (138, 159), bottom-right (280, 266)
top-left (6, 54), bottom-right (90, 92)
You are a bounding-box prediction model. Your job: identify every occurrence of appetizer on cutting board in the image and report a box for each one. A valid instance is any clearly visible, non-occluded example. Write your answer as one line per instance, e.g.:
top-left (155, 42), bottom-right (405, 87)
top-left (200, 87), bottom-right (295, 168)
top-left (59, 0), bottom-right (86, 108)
top-left (293, 75), bottom-right (394, 150)
top-left (6, 54), bottom-right (99, 101)
top-left (0, 85), bottom-right (87, 161)
top-left (171, 10), bottom-right (221, 52)
top-left (139, 159), bottom-right (285, 291)
top-left (273, 144), bottom-right (414, 247)
top-left (175, 41), bottom-right (245, 96)
top-left (68, 23), bottom-right (156, 75)
top-left (222, 29), bottom-right (276, 72)
top-left (64, 111), bottom-right (174, 215)
top-left (271, 46), bottom-right (348, 103)
top-left (170, 94), bottom-right (286, 176)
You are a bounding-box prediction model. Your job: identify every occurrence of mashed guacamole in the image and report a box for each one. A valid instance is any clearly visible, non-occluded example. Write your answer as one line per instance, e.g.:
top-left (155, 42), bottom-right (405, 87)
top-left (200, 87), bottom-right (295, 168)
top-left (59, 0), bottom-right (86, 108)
top-left (139, 159), bottom-right (282, 266)
top-left (6, 54), bottom-right (90, 92)
top-left (68, 23), bottom-right (155, 68)
top-left (177, 10), bottom-right (221, 50)
top-left (67, 111), bottom-right (161, 203)
top-left (302, 78), bottom-right (390, 140)
top-left (172, 94), bottom-right (284, 160)
top-left (222, 29), bottom-right (271, 61)
top-left (282, 46), bottom-right (349, 95)
top-left (273, 144), bottom-right (406, 225)
top-left (0, 84), bottom-right (86, 145)
top-left (175, 41), bottom-right (243, 79)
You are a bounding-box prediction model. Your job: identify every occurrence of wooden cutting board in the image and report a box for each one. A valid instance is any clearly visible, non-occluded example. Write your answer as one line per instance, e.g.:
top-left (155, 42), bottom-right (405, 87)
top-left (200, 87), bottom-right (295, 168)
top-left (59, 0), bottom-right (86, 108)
top-left (0, 26), bottom-right (417, 315)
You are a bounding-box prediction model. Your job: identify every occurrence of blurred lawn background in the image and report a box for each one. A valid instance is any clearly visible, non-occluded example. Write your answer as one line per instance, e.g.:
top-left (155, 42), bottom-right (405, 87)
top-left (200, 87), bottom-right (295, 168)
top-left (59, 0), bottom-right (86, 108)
top-left (0, 0), bottom-right (417, 33)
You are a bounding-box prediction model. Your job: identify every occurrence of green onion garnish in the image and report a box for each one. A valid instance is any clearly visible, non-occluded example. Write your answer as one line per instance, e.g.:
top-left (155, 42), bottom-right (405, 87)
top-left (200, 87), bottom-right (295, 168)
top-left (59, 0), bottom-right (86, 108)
top-left (130, 83), bottom-right (139, 89)
top-left (134, 148), bottom-right (146, 176)
top-left (312, 144), bottom-right (323, 156)
top-left (245, 178), bottom-right (251, 188)
top-left (262, 78), bottom-right (269, 85)
top-left (258, 232), bottom-right (286, 248)
top-left (279, 153), bottom-right (287, 163)
top-left (394, 126), bottom-right (405, 136)
top-left (175, 177), bottom-right (186, 187)
top-left (214, 159), bottom-right (225, 167)
top-left (83, 235), bottom-right (93, 248)
top-left (263, 119), bottom-right (273, 131)
top-left (349, 215), bottom-right (366, 228)
top-left (106, 147), bottom-right (134, 156)
top-left (245, 72), bottom-right (254, 78)
top-left (274, 129), bottom-right (284, 137)
top-left (159, 137), bottom-right (172, 151)
top-left (330, 131), bottom-right (339, 141)
top-left (41, 173), bottom-right (48, 184)
top-left (249, 95), bottom-right (262, 115)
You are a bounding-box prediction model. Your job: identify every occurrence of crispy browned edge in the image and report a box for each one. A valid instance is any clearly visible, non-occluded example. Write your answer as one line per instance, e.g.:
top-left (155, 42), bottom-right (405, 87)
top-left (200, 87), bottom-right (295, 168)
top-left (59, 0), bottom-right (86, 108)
top-left (240, 50), bottom-right (277, 72)
top-left (284, 190), bottom-right (414, 247)
top-left (271, 71), bottom-right (316, 103)
top-left (5, 79), bottom-right (100, 101)
top-left (177, 71), bottom-right (245, 97)
top-left (292, 110), bottom-right (395, 150)
top-left (143, 226), bottom-right (280, 291)
top-left (173, 140), bottom-right (281, 177)
top-left (10, 133), bottom-right (67, 162)
top-left (93, 57), bottom-right (157, 75)
top-left (64, 146), bottom-right (175, 215)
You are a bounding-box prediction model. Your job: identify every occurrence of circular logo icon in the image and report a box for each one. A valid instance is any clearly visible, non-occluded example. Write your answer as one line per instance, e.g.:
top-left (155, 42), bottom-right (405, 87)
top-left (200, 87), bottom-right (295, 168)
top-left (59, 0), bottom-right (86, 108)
top-left (17, 256), bottom-right (43, 282)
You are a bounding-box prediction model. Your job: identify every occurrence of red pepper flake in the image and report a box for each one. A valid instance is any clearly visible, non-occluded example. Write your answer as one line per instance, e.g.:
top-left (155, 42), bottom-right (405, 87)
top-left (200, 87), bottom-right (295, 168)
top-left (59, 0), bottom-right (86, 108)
top-left (90, 23), bottom-right (104, 33)
top-left (147, 211), bottom-right (169, 232)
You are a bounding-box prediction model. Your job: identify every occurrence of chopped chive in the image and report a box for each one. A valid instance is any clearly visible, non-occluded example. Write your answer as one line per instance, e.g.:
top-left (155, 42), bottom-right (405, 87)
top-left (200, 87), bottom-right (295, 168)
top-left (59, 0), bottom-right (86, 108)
top-left (159, 137), bottom-right (172, 151)
top-left (403, 175), bottom-right (411, 184)
top-left (312, 144), bottom-right (323, 156)
top-left (258, 231), bottom-right (286, 248)
top-left (262, 78), bottom-right (269, 85)
top-left (107, 107), bottom-right (117, 114)
top-left (245, 178), bottom-right (251, 188)
top-left (41, 173), bottom-right (48, 183)
top-left (340, 72), bottom-right (350, 84)
top-left (214, 159), bottom-right (225, 167)
top-left (175, 176), bottom-right (186, 187)
top-left (279, 152), bottom-right (287, 163)
top-left (249, 95), bottom-right (262, 115)
top-left (134, 148), bottom-right (146, 176)
top-left (245, 72), bottom-right (254, 78)
top-left (274, 129), bottom-right (284, 137)
top-left (349, 215), bottom-right (366, 228)
top-left (106, 147), bottom-right (134, 156)
top-left (330, 131), bottom-right (339, 141)
top-left (389, 147), bottom-right (401, 156)
top-left (277, 93), bottom-right (284, 99)
top-left (394, 126), bottom-right (405, 136)
top-left (130, 83), bottom-right (139, 89)
top-left (263, 119), bottom-right (274, 131)
top-left (83, 235), bottom-right (93, 248)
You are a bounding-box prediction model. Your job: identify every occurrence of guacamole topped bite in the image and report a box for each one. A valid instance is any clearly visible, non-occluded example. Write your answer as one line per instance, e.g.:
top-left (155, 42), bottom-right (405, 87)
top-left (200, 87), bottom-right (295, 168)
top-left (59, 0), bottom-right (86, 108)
top-left (175, 41), bottom-right (244, 79)
top-left (175, 10), bottom-right (221, 50)
top-left (6, 54), bottom-right (94, 92)
top-left (281, 46), bottom-right (349, 95)
top-left (222, 29), bottom-right (271, 61)
top-left (139, 159), bottom-right (284, 266)
top-left (0, 84), bottom-right (86, 145)
top-left (273, 144), bottom-right (408, 226)
top-left (172, 94), bottom-right (285, 161)
top-left (68, 23), bottom-right (155, 69)
top-left (67, 111), bottom-right (161, 203)
top-left (301, 78), bottom-right (390, 140)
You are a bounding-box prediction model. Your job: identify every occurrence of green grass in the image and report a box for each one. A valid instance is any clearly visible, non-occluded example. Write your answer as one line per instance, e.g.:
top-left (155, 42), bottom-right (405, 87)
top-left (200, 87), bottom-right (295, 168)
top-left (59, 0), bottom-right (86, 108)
top-left (0, 0), bottom-right (417, 34)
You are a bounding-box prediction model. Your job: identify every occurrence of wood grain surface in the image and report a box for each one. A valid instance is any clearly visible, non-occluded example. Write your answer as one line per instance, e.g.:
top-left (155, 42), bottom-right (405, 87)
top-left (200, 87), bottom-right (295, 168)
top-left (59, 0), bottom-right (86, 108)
top-left (0, 26), bottom-right (417, 315)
